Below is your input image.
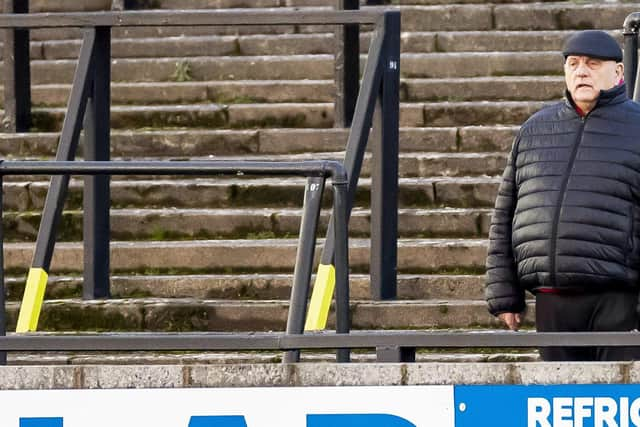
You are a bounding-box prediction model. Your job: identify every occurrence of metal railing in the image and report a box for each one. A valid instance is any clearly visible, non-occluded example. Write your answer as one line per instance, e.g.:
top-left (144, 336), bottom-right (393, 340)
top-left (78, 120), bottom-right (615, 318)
top-left (0, 159), bottom-right (350, 365)
top-left (0, 8), bottom-right (400, 345)
top-left (624, 12), bottom-right (640, 101)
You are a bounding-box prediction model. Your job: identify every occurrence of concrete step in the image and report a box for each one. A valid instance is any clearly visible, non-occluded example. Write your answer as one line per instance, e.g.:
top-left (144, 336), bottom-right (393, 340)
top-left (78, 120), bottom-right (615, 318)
top-left (4, 206), bottom-right (493, 242)
top-left (14, 76), bottom-right (564, 107)
top-left (28, 101), bottom-right (543, 131)
top-left (31, 103), bottom-right (336, 131)
top-left (0, 126), bottom-right (517, 157)
top-left (492, 2), bottom-right (640, 31)
top-left (3, 176), bottom-right (501, 211)
top-left (3, 298), bottom-right (508, 331)
top-left (6, 349), bottom-right (540, 365)
top-left (3, 30), bottom-right (593, 60)
top-left (22, 52), bottom-right (565, 85)
top-left (4, 273), bottom-right (488, 301)
top-left (402, 52), bottom-right (562, 78)
top-left (2, 238), bottom-right (489, 274)
top-left (28, 0), bottom-right (111, 12)
top-left (15, 81), bottom-right (336, 107)
top-left (403, 76), bottom-right (563, 102)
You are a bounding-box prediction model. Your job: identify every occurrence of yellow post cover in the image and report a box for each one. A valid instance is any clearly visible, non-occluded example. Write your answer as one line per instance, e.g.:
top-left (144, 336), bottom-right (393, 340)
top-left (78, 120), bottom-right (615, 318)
top-left (304, 263), bottom-right (335, 331)
top-left (16, 267), bottom-right (49, 332)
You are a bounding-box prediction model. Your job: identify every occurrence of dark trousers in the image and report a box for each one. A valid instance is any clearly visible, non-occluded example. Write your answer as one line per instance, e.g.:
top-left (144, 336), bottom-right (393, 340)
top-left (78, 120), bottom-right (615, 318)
top-left (535, 290), bottom-right (640, 361)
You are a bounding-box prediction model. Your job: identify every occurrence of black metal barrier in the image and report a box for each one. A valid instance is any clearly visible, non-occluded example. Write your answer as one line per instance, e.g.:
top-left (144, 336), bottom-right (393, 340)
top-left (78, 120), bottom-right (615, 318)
top-left (2, 330), bottom-right (640, 362)
top-left (624, 12), bottom-right (640, 100)
top-left (0, 160), bottom-right (350, 365)
top-left (0, 8), bottom-right (400, 310)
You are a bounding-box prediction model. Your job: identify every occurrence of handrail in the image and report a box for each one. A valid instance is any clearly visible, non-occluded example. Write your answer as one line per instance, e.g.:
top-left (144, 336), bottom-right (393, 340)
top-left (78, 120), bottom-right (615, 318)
top-left (0, 160), bottom-right (351, 364)
top-left (1, 331), bottom-right (639, 352)
top-left (0, 9), bottom-right (385, 28)
top-left (0, 160), bottom-right (347, 181)
top-left (1, 7), bottom-right (400, 364)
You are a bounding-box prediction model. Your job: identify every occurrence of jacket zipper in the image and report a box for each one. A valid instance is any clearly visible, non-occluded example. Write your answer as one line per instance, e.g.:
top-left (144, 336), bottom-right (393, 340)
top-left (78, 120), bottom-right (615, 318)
top-left (549, 116), bottom-right (586, 286)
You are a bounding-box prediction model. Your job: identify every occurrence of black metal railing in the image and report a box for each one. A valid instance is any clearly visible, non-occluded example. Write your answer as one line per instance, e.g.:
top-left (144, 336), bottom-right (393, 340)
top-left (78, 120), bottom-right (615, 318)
top-left (0, 159), bottom-right (350, 365)
top-left (624, 12), bottom-right (640, 100)
top-left (0, 8), bottom-right (400, 316)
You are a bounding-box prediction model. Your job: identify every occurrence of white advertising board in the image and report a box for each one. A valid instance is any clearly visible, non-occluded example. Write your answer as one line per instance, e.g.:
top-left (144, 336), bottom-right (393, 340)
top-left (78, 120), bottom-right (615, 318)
top-left (0, 385), bottom-right (454, 427)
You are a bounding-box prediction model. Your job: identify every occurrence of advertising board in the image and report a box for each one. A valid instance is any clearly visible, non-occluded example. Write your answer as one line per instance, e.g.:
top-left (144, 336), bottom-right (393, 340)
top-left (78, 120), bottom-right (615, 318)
top-left (5, 384), bottom-right (640, 426)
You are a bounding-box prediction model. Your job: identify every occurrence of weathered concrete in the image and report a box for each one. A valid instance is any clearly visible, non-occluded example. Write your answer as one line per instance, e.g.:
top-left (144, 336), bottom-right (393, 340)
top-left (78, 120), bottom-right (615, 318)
top-left (2, 361), bottom-right (639, 390)
top-left (401, 52), bottom-right (562, 79)
top-left (494, 3), bottom-right (640, 31)
top-left (5, 205), bottom-right (491, 241)
top-left (2, 176), bottom-right (500, 211)
top-left (0, 127), bottom-right (468, 157)
top-left (4, 297), bottom-right (506, 331)
top-left (1, 237), bottom-right (488, 273)
top-left (4, 272), bottom-right (486, 302)
top-left (404, 77), bottom-right (564, 102)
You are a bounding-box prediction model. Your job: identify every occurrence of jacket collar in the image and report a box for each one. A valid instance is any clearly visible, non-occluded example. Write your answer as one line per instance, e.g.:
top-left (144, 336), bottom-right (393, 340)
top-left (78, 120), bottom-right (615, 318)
top-left (565, 83), bottom-right (628, 115)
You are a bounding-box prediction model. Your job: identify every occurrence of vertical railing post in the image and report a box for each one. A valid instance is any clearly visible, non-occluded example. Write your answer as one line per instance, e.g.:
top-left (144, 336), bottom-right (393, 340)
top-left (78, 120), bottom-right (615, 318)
top-left (370, 11), bottom-right (400, 300)
top-left (624, 13), bottom-right (640, 101)
top-left (624, 31), bottom-right (638, 99)
top-left (334, 0), bottom-right (359, 128)
top-left (3, 0), bottom-right (31, 132)
top-left (284, 177), bottom-right (325, 363)
top-left (83, 26), bottom-right (111, 299)
top-left (0, 175), bottom-right (6, 365)
top-left (333, 176), bottom-right (350, 363)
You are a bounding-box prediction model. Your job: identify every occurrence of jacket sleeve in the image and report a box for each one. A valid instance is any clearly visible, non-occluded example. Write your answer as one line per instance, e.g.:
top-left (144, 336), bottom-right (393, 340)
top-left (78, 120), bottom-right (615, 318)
top-left (485, 136), bottom-right (525, 316)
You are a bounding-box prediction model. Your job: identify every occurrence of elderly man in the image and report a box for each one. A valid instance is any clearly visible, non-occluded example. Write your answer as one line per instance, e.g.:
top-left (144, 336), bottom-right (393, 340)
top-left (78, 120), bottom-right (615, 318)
top-left (485, 30), bottom-right (640, 361)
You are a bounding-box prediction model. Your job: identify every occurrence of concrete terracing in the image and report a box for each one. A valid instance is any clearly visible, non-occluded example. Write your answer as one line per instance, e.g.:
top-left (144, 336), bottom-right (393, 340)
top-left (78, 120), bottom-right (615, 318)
top-left (0, 0), bottom-right (637, 364)
top-left (2, 362), bottom-right (640, 389)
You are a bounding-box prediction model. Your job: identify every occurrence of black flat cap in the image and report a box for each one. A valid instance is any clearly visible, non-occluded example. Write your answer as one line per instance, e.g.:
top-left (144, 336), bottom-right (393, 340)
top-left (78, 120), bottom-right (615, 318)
top-left (562, 30), bottom-right (622, 62)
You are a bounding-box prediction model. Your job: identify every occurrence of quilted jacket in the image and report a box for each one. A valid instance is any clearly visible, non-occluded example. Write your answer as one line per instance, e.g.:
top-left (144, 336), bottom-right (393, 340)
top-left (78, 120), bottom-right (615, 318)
top-left (485, 84), bottom-right (640, 315)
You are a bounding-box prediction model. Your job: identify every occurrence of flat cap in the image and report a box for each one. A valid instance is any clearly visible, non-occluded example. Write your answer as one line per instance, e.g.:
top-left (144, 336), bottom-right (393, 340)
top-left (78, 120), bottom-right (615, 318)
top-left (562, 30), bottom-right (622, 62)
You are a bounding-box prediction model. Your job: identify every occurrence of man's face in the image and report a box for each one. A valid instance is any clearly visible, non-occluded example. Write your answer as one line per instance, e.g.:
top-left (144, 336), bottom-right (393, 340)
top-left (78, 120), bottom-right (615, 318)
top-left (564, 55), bottom-right (623, 107)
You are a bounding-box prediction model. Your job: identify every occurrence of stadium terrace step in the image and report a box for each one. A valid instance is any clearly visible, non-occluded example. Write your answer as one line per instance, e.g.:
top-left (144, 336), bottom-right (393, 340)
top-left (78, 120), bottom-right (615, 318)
top-left (23, 53), bottom-right (569, 86)
top-left (403, 77), bottom-right (564, 102)
top-left (492, 2), bottom-right (640, 31)
top-left (0, 126), bottom-right (516, 157)
top-left (28, 101), bottom-right (541, 131)
top-left (31, 103), bottom-right (337, 131)
top-left (401, 52), bottom-right (562, 78)
top-left (5, 349), bottom-right (540, 365)
top-left (3, 206), bottom-right (493, 242)
top-left (3, 298), bottom-right (508, 332)
top-left (27, 55), bottom-right (335, 85)
top-left (2, 177), bottom-right (501, 211)
top-left (2, 238), bottom-right (488, 274)
top-left (28, 0), bottom-right (110, 12)
top-left (3, 273), bottom-right (487, 301)
top-left (9, 29), bottom-right (589, 60)
top-left (20, 81), bottom-right (335, 107)
top-left (10, 77), bottom-right (564, 107)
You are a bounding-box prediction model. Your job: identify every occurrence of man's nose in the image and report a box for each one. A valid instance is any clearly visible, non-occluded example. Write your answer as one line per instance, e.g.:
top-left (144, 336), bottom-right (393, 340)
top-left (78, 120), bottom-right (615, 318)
top-left (575, 62), bottom-right (589, 76)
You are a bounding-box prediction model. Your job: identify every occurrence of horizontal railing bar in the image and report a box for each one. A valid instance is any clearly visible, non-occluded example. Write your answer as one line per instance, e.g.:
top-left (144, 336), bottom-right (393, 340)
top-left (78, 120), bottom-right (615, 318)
top-left (0, 9), bottom-right (386, 29)
top-left (0, 160), bottom-right (347, 181)
top-left (2, 331), bottom-right (640, 351)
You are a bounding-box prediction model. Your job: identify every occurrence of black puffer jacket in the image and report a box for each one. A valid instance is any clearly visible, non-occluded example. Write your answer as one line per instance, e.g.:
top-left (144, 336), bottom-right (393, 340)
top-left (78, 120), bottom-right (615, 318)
top-left (486, 84), bottom-right (640, 316)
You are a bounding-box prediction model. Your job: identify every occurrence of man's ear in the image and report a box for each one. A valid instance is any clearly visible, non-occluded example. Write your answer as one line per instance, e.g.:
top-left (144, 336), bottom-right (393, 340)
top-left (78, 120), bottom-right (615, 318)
top-left (616, 62), bottom-right (624, 79)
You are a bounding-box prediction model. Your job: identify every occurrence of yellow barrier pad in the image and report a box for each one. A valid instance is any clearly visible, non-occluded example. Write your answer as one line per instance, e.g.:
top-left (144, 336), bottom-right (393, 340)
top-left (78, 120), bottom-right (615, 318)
top-left (16, 267), bottom-right (49, 333)
top-left (304, 263), bottom-right (335, 331)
